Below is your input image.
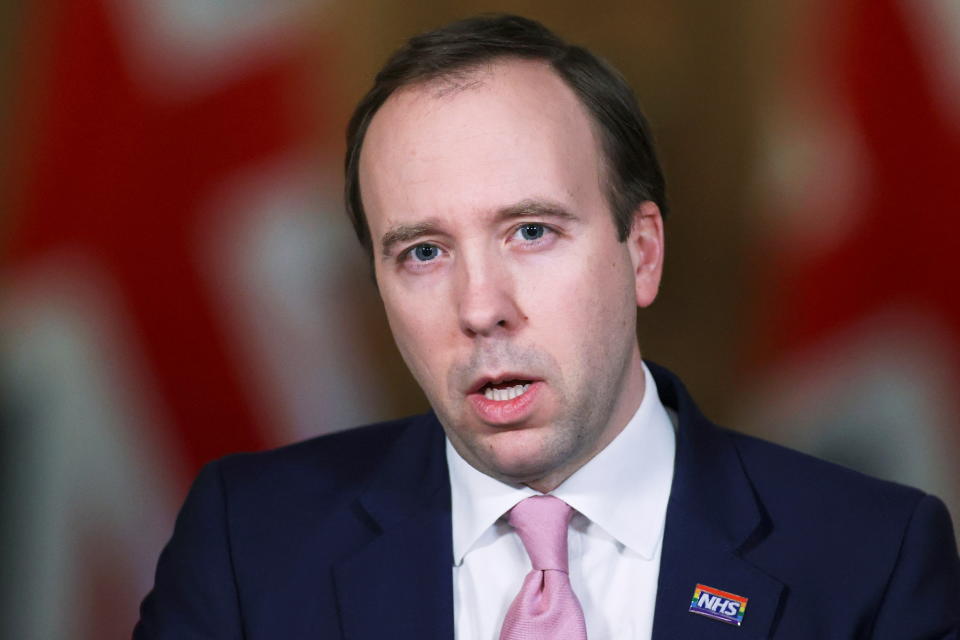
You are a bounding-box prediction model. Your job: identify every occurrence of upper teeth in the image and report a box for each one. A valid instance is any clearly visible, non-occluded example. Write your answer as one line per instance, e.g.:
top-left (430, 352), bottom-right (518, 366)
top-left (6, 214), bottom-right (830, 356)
top-left (483, 383), bottom-right (531, 401)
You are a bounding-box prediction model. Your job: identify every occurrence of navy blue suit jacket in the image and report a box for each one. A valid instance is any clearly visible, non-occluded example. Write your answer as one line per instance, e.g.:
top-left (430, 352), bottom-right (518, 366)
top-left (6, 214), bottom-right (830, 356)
top-left (135, 364), bottom-right (960, 638)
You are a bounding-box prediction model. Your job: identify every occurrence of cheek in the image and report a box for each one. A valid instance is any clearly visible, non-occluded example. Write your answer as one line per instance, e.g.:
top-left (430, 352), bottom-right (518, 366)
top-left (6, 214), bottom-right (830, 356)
top-left (539, 246), bottom-right (636, 355)
top-left (539, 243), bottom-right (633, 316)
top-left (381, 284), bottom-right (454, 391)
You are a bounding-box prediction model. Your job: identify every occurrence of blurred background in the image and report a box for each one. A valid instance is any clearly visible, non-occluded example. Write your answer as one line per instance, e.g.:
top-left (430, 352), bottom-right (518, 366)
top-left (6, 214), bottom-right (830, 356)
top-left (1, 0), bottom-right (958, 637)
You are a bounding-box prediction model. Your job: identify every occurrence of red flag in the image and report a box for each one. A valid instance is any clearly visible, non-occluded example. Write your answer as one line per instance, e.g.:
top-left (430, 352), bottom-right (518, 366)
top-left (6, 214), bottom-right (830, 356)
top-left (747, 0), bottom-right (960, 532)
top-left (0, 1), bottom-right (376, 637)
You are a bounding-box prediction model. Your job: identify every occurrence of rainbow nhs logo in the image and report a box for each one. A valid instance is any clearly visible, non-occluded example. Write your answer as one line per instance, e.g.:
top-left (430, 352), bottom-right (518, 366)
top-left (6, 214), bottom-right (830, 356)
top-left (688, 583), bottom-right (748, 626)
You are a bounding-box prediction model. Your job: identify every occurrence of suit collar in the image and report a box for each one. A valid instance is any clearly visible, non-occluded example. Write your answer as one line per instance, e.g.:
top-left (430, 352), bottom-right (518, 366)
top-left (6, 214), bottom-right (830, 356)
top-left (332, 412), bottom-right (454, 640)
top-left (648, 362), bottom-right (784, 639)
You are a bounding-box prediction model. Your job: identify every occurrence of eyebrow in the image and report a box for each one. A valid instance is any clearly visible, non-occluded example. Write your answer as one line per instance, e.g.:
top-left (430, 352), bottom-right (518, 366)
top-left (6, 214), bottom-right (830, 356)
top-left (380, 221), bottom-right (448, 259)
top-left (495, 199), bottom-right (579, 224)
top-left (379, 199), bottom-right (580, 259)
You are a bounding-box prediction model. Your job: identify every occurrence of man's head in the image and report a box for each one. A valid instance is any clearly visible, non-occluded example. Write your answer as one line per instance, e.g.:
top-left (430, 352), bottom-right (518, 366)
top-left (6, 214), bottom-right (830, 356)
top-left (348, 15), bottom-right (666, 492)
top-left (345, 14), bottom-right (667, 259)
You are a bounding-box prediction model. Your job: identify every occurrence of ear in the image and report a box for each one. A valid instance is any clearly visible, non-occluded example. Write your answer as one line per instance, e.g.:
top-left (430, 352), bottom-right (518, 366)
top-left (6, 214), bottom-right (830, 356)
top-left (626, 200), bottom-right (664, 309)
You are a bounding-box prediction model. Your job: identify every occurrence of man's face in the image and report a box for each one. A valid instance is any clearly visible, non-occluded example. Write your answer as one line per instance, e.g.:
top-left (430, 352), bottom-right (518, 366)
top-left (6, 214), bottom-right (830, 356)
top-left (359, 59), bottom-right (663, 491)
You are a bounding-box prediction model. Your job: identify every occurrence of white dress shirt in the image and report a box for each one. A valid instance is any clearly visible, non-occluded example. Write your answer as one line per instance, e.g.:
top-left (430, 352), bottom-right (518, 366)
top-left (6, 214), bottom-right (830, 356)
top-left (447, 363), bottom-right (677, 640)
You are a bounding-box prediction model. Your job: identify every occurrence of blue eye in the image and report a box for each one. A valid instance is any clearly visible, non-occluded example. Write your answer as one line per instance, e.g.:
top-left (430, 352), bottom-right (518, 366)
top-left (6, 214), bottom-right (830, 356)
top-left (410, 244), bottom-right (441, 262)
top-left (518, 224), bottom-right (545, 241)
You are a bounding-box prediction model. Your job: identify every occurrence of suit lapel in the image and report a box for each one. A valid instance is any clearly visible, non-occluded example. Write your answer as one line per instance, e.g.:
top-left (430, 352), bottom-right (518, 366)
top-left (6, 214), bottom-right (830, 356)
top-left (649, 364), bottom-right (784, 639)
top-left (332, 414), bottom-right (454, 640)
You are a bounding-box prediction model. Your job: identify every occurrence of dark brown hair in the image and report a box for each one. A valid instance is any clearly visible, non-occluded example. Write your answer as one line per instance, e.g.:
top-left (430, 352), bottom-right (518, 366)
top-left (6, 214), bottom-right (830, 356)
top-left (344, 14), bottom-right (668, 258)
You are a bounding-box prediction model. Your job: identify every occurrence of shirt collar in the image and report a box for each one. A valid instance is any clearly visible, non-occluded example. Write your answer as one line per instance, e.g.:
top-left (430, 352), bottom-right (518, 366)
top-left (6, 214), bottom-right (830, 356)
top-left (446, 362), bottom-right (676, 564)
top-left (446, 439), bottom-right (537, 566)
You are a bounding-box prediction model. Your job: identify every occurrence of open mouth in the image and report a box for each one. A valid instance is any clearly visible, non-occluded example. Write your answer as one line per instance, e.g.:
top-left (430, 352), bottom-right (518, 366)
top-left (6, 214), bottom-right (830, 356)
top-left (467, 376), bottom-right (542, 424)
top-left (479, 379), bottom-right (534, 402)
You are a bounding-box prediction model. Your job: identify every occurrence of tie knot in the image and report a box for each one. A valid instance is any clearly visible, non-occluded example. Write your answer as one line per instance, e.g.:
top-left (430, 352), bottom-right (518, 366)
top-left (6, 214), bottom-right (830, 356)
top-left (507, 495), bottom-right (574, 572)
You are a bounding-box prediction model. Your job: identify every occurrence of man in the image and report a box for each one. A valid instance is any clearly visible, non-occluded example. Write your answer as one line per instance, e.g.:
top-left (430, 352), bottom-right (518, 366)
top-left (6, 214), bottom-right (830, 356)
top-left (135, 14), bottom-right (960, 639)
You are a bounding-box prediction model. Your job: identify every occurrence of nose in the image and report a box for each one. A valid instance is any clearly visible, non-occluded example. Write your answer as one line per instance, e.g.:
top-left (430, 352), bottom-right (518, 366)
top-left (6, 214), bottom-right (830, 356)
top-left (455, 249), bottom-right (524, 339)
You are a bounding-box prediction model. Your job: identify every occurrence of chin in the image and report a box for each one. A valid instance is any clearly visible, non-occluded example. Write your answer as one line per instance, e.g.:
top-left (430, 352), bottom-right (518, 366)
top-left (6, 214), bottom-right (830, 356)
top-left (481, 436), bottom-right (575, 485)
top-left (491, 457), bottom-right (553, 481)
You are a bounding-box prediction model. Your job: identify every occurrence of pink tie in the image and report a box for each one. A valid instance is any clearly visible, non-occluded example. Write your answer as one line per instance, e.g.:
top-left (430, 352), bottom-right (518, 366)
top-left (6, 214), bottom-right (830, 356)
top-left (499, 495), bottom-right (588, 640)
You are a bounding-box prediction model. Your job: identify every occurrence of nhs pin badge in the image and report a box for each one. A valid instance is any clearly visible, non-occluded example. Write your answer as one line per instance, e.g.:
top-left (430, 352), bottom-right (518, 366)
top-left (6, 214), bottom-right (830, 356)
top-left (688, 583), bottom-right (748, 626)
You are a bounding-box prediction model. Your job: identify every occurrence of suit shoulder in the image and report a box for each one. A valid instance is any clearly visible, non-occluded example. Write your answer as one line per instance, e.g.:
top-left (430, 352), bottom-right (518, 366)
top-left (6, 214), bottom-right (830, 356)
top-left (213, 412), bottom-right (438, 497)
top-left (728, 428), bottom-right (926, 516)
top-left (723, 428), bottom-right (942, 565)
top-left (722, 428), bottom-right (960, 632)
top-left (651, 361), bottom-right (925, 517)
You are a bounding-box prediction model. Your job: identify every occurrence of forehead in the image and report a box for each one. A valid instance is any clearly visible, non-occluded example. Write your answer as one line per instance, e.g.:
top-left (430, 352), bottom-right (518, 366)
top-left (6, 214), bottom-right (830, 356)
top-left (358, 59), bottom-right (607, 238)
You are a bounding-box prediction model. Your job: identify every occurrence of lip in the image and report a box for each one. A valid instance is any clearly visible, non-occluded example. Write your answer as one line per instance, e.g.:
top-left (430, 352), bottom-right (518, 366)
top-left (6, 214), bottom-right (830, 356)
top-left (467, 380), bottom-right (543, 426)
